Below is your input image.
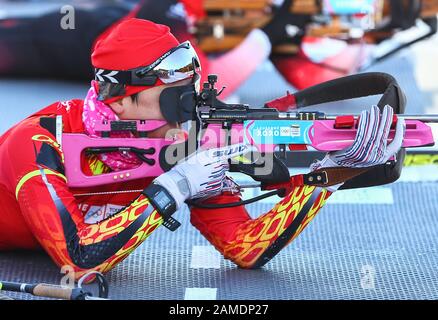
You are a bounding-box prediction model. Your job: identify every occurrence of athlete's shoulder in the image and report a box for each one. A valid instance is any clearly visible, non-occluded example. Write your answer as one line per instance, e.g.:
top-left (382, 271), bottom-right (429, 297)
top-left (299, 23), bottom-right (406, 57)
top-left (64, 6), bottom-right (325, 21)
top-left (1, 99), bottom-right (85, 144)
top-left (31, 99), bottom-right (84, 118)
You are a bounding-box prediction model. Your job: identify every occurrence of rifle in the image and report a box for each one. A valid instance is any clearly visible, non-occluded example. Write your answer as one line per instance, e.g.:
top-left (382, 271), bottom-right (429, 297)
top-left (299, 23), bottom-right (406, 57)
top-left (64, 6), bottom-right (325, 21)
top-left (197, 76), bottom-right (434, 155)
top-left (62, 72), bottom-right (437, 206)
top-left (183, 72), bottom-right (436, 205)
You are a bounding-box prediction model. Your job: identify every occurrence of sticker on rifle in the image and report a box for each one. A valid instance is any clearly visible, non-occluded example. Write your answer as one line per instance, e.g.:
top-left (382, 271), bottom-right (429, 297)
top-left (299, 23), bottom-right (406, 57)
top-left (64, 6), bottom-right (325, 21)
top-left (291, 125), bottom-right (300, 137)
top-left (243, 120), bottom-right (313, 145)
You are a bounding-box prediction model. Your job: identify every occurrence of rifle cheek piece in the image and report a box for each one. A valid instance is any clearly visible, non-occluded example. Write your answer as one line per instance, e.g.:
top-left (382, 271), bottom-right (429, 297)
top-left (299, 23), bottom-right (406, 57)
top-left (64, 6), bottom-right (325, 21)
top-left (159, 84), bottom-right (197, 123)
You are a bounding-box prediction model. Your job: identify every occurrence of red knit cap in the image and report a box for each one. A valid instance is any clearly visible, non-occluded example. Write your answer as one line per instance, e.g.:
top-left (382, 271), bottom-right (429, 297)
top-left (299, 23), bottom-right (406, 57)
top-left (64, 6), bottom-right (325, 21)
top-left (91, 18), bottom-right (180, 103)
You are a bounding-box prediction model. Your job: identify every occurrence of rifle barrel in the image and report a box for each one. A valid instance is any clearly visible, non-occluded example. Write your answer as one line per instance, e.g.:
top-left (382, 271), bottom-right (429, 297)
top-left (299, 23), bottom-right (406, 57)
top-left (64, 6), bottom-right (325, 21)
top-left (202, 108), bottom-right (438, 122)
top-left (324, 114), bottom-right (438, 122)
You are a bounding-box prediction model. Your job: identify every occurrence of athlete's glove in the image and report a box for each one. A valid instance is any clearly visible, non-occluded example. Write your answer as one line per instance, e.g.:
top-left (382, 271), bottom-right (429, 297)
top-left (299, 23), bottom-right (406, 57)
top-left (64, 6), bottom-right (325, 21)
top-left (311, 105), bottom-right (406, 170)
top-left (154, 144), bottom-right (251, 209)
top-left (261, 0), bottom-right (311, 46)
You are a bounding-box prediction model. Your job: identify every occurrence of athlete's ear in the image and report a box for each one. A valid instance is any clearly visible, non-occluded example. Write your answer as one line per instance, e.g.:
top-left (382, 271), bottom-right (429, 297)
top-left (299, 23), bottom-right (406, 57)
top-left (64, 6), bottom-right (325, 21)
top-left (109, 99), bottom-right (125, 115)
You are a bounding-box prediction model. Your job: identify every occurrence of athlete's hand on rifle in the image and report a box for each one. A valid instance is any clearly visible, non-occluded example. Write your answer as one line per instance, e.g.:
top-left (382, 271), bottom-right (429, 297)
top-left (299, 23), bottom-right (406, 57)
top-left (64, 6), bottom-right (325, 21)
top-left (311, 105), bottom-right (406, 170)
top-left (261, 0), bottom-right (311, 46)
top-left (154, 144), bottom-right (251, 209)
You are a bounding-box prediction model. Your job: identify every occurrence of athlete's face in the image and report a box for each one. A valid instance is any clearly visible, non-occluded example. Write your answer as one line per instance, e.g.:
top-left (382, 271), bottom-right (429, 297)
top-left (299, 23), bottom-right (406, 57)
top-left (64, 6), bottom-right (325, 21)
top-left (109, 79), bottom-right (191, 138)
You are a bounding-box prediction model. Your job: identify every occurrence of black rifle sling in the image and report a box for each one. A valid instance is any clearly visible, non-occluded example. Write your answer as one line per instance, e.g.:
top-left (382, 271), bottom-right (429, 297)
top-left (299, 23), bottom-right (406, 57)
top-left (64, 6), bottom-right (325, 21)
top-left (292, 72), bottom-right (406, 189)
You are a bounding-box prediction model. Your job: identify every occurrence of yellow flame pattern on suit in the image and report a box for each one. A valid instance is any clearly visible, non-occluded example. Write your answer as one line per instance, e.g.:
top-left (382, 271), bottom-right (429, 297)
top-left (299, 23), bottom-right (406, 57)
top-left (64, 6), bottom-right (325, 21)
top-left (97, 209), bottom-right (163, 274)
top-left (79, 196), bottom-right (162, 245)
top-left (73, 196), bottom-right (163, 279)
top-left (87, 154), bottom-right (112, 176)
top-left (219, 186), bottom-right (331, 268)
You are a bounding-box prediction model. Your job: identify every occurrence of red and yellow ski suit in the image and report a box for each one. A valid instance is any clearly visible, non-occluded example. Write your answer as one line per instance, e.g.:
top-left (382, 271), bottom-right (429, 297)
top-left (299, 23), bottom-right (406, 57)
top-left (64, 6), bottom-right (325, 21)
top-left (0, 101), bottom-right (332, 279)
